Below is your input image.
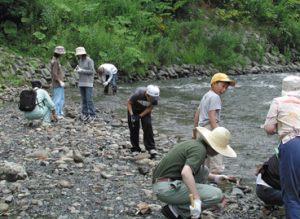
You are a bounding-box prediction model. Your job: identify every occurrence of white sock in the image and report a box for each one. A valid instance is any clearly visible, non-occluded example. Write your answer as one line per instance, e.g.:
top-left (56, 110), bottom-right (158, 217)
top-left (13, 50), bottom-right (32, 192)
top-left (169, 205), bottom-right (179, 217)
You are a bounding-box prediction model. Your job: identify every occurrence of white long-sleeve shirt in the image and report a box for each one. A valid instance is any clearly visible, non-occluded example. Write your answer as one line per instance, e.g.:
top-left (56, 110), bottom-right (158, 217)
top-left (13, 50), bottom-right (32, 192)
top-left (99, 64), bottom-right (118, 83)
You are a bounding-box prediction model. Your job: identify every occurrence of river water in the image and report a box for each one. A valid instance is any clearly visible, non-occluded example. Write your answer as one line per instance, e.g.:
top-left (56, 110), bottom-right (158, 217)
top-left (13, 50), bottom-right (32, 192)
top-left (73, 72), bottom-right (299, 185)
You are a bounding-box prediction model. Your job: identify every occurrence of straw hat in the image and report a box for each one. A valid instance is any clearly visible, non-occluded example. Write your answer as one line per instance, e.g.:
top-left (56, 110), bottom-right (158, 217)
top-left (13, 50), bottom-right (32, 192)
top-left (210, 73), bottom-right (236, 86)
top-left (75, 47), bottom-right (87, 56)
top-left (54, 46), bottom-right (65, 55)
top-left (196, 127), bottom-right (237, 158)
top-left (281, 75), bottom-right (300, 98)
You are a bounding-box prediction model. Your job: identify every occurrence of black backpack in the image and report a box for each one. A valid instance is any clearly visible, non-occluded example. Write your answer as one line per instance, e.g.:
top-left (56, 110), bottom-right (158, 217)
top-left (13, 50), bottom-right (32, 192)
top-left (19, 89), bottom-right (37, 112)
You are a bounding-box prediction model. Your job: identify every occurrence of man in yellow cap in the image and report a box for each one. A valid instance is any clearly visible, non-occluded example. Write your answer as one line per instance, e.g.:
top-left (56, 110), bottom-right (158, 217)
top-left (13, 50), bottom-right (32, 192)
top-left (192, 73), bottom-right (235, 174)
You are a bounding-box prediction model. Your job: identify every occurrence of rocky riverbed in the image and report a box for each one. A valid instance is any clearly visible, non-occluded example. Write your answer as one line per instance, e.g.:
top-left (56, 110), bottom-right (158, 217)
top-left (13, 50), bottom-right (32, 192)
top-left (0, 88), bottom-right (286, 219)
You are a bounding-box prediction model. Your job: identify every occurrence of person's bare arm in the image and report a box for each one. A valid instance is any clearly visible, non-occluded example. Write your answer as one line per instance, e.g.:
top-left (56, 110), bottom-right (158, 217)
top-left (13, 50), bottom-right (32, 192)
top-left (127, 100), bottom-right (134, 115)
top-left (139, 106), bottom-right (153, 117)
top-left (192, 109), bottom-right (200, 139)
top-left (181, 165), bottom-right (200, 200)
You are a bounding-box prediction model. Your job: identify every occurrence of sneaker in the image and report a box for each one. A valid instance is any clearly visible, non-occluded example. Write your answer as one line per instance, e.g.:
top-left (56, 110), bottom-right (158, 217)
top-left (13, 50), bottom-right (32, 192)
top-left (161, 205), bottom-right (182, 219)
top-left (87, 115), bottom-right (96, 123)
top-left (149, 149), bottom-right (158, 155)
top-left (57, 115), bottom-right (64, 120)
top-left (149, 149), bottom-right (158, 159)
top-left (80, 114), bottom-right (89, 121)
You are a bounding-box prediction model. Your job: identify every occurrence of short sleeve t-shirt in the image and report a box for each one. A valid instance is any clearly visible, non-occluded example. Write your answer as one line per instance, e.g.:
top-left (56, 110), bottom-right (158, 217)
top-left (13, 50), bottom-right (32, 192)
top-left (152, 140), bottom-right (207, 181)
top-left (129, 87), bottom-right (154, 113)
top-left (198, 90), bottom-right (221, 127)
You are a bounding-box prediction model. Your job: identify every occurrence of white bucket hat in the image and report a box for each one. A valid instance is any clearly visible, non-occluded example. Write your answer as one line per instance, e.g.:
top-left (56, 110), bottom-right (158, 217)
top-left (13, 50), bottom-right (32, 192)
top-left (196, 127), bottom-right (237, 158)
top-left (75, 47), bottom-right (87, 56)
top-left (281, 75), bottom-right (300, 98)
top-left (54, 46), bottom-right (65, 54)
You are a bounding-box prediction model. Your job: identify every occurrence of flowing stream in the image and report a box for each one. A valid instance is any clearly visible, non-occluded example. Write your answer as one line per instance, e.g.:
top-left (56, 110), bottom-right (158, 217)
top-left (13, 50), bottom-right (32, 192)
top-left (70, 72), bottom-right (300, 184)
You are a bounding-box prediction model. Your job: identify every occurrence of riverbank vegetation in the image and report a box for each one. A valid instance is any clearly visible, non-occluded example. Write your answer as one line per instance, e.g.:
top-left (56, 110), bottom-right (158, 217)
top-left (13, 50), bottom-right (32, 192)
top-left (1, 0), bottom-right (300, 76)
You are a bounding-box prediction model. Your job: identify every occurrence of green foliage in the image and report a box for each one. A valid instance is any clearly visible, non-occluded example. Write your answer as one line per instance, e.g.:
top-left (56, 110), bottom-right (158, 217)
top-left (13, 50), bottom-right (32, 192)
top-left (0, 0), bottom-right (300, 77)
top-left (2, 21), bottom-right (17, 36)
top-left (0, 74), bottom-right (25, 87)
top-left (32, 31), bottom-right (46, 41)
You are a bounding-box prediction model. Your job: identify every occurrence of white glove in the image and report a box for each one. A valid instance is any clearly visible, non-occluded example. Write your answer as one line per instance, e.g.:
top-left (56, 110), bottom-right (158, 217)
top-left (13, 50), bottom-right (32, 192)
top-left (103, 81), bottom-right (108, 87)
top-left (59, 81), bottom-right (65, 87)
top-left (214, 175), bottom-right (229, 184)
top-left (189, 199), bottom-right (201, 219)
top-left (75, 66), bottom-right (82, 72)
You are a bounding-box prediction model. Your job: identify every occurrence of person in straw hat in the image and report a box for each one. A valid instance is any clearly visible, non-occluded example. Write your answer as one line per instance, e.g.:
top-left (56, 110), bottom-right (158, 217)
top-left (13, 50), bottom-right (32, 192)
top-left (152, 126), bottom-right (237, 219)
top-left (50, 46), bottom-right (66, 119)
top-left (74, 47), bottom-right (96, 123)
top-left (193, 72), bottom-right (236, 175)
top-left (264, 75), bottom-right (300, 218)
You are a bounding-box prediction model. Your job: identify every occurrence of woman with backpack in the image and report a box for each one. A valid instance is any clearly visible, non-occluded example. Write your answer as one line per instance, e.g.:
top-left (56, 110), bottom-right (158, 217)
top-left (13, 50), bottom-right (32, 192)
top-left (22, 81), bottom-right (58, 126)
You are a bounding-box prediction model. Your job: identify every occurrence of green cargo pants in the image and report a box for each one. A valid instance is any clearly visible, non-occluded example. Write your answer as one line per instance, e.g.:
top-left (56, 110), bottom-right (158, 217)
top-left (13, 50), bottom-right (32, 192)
top-left (152, 166), bottom-right (223, 219)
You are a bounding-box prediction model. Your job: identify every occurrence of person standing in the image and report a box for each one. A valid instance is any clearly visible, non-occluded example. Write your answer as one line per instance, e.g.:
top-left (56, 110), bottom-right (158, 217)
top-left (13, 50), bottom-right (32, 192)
top-left (50, 46), bottom-right (65, 119)
top-left (127, 85), bottom-right (160, 159)
top-left (24, 81), bottom-right (58, 126)
top-left (153, 127), bottom-right (237, 219)
top-left (75, 47), bottom-right (96, 122)
top-left (192, 72), bottom-right (235, 174)
top-left (256, 154), bottom-right (283, 206)
top-left (97, 63), bottom-right (118, 95)
top-left (264, 75), bottom-right (300, 218)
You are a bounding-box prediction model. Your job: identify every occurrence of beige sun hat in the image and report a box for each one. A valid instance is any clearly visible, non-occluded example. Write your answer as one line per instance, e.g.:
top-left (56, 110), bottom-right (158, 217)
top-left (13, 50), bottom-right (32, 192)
top-left (281, 75), bottom-right (300, 98)
top-left (54, 46), bottom-right (66, 55)
top-left (75, 47), bottom-right (87, 56)
top-left (196, 127), bottom-right (237, 158)
top-left (54, 46), bottom-right (65, 54)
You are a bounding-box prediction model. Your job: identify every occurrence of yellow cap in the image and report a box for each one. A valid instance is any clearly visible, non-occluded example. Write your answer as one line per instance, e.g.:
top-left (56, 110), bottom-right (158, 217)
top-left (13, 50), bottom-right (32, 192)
top-left (210, 73), bottom-right (236, 86)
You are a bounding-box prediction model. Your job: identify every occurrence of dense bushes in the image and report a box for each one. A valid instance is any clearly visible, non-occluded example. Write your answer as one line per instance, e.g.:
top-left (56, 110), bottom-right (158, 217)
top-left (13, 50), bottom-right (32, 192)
top-left (0, 0), bottom-right (299, 76)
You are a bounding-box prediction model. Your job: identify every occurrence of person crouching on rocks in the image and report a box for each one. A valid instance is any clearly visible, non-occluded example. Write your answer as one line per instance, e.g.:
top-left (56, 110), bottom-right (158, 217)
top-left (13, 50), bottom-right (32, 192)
top-left (97, 63), bottom-right (118, 95)
top-left (152, 127), bottom-right (237, 219)
top-left (127, 85), bottom-right (160, 159)
top-left (24, 81), bottom-right (58, 126)
top-left (255, 153), bottom-right (283, 207)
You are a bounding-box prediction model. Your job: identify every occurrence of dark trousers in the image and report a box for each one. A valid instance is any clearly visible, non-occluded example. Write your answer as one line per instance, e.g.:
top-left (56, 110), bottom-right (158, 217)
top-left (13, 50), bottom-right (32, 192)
top-left (256, 184), bottom-right (283, 206)
top-left (104, 75), bottom-right (117, 94)
top-left (279, 137), bottom-right (300, 219)
top-left (127, 111), bottom-right (155, 151)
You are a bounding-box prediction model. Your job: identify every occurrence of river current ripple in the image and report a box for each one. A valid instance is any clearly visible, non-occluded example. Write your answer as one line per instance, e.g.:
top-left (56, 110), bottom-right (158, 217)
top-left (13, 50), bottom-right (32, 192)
top-left (78, 72), bottom-right (300, 184)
